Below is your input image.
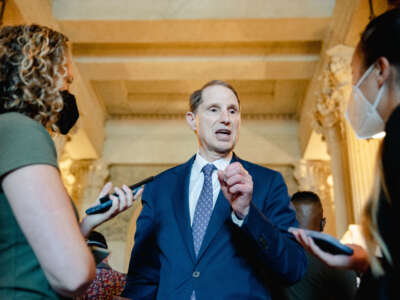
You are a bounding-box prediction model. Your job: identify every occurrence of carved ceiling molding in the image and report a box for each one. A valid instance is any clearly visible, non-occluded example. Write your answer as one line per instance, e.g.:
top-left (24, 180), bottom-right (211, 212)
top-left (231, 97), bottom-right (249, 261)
top-left (109, 113), bottom-right (296, 121)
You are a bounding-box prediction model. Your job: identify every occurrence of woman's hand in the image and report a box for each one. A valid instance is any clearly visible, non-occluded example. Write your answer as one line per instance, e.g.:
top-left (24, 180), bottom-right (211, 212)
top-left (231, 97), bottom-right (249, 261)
top-left (289, 228), bottom-right (370, 273)
top-left (80, 182), bottom-right (143, 238)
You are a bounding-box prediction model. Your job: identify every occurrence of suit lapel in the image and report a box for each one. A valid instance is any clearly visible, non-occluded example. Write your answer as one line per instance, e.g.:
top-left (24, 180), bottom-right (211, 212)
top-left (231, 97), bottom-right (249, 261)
top-left (173, 154), bottom-right (253, 263)
top-left (172, 156), bottom-right (196, 263)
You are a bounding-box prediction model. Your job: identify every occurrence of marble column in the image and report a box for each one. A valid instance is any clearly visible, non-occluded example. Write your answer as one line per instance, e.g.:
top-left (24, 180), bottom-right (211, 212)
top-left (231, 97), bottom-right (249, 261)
top-left (313, 45), bottom-right (354, 237)
top-left (344, 119), bottom-right (381, 224)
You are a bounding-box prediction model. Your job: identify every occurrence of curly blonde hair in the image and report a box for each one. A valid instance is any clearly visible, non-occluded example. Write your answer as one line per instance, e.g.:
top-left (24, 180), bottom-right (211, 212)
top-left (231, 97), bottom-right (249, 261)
top-left (0, 24), bottom-right (69, 131)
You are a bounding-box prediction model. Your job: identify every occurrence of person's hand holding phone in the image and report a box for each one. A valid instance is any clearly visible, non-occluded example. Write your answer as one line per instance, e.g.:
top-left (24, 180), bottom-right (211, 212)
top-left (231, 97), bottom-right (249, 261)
top-left (289, 227), bottom-right (369, 273)
top-left (80, 182), bottom-right (143, 238)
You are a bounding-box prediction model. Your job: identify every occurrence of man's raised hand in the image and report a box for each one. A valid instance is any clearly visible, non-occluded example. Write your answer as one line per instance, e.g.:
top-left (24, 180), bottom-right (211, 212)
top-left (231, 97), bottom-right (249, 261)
top-left (218, 162), bottom-right (253, 219)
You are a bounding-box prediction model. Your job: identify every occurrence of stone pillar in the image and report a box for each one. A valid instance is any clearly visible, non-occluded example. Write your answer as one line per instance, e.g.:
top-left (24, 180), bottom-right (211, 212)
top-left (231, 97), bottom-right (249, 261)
top-left (313, 45), bottom-right (354, 238)
top-left (344, 119), bottom-right (381, 223)
top-left (294, 160), bottom-right (336, 236)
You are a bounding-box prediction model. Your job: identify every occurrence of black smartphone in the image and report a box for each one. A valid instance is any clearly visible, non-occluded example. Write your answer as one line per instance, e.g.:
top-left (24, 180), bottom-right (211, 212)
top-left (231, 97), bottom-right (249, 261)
top-left (85, 176), bottom-right (154, 215)
top-left (302, 229), bottom-right (354, 256)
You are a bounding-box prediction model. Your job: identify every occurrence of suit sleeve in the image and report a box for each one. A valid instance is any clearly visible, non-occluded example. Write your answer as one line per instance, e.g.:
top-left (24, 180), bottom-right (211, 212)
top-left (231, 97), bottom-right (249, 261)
top-left (121, 182), bottom-right (160, 299)
top-left (239, 171), bottom-right (307, 285)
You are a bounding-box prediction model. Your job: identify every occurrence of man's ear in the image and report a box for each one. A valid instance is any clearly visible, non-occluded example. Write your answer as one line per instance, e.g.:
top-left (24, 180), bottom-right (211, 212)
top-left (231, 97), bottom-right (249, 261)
top-left (376, 56), bottom-right (390, 88)
top-left (186, 111), bottom-right (196, 131)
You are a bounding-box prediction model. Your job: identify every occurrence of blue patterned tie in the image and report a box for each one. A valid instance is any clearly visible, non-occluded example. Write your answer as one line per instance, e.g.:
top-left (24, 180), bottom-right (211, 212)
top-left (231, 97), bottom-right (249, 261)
top-left (191, 164), bottom-right (216, 300)
top-left (192, 163), bottom-right (216, 257)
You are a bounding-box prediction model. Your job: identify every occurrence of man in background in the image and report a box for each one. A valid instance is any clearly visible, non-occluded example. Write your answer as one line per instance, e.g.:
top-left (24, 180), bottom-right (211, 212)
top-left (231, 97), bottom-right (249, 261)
top-left (277, 191), bottom-right (357, 300)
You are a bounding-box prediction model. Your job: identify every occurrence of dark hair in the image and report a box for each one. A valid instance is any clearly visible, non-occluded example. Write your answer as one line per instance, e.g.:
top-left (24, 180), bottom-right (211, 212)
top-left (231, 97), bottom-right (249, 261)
top-left (361, 105), bottom-right (400, 275)
top-left (189, 80), bottom-right (240, 113)
top-left (382, 104), bottom-right (400, 204)
top-left (292, 191), bottom-right (325, 231)
top-left (291, 191), bottom-right (321, 205)
top-left (388, 0), bottom-right (400, 8)
top-left (360, 8), bottom-right (400, 67)
top-left (359, 10), bottom-right (400, 274)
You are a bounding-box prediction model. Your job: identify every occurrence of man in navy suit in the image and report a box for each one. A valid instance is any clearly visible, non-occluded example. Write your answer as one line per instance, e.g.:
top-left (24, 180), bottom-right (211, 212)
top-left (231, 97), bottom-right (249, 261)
top-left (122, 80), bottom-right (307, 300)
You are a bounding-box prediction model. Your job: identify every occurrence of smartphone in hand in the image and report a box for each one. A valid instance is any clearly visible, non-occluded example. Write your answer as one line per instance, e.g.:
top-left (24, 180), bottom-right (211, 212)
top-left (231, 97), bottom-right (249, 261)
top-left (302, 229), bottom-right (354, 256)
top-left (85, 176), bottom-right (154, 215)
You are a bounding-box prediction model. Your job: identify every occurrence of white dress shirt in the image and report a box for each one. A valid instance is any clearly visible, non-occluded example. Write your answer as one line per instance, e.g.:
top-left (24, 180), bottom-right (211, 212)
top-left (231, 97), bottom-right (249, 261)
top-left (189, 152), bottom-right (231, 225)
top-left (189, 152), bottom-right (244, 227)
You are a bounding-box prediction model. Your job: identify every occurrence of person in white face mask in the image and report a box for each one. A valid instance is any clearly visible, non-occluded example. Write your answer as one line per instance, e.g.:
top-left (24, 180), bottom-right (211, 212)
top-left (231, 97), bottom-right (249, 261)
top-left (346, 63), bottom-right (386, 139)
top-left (290, 8), bottom-right (400, 300)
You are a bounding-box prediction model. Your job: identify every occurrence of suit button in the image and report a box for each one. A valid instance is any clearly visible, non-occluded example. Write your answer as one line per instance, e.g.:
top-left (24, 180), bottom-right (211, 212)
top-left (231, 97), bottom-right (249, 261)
top-left (259, 235), bottom-right (268, 250)
top-left (192, 271), bottom-right (200, 278)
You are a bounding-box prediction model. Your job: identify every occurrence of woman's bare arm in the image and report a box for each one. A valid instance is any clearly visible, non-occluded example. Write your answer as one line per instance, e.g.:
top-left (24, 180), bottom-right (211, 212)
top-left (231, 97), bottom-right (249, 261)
top-left (2, 164), bottom-right (96, 297)
top-left (79, 183), bottom-right (142, 238)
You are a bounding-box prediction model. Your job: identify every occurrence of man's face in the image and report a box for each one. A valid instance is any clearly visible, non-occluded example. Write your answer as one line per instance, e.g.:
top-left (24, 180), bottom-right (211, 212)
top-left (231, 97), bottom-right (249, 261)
top-left (186, 85), bottom-right (241, 158)
top-left (293, 202), bottom-right (324, 232)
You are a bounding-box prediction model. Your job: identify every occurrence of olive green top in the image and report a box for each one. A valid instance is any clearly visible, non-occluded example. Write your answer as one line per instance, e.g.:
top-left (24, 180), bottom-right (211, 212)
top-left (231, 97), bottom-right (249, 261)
top-left (0, 112), bottom-right (65, 299)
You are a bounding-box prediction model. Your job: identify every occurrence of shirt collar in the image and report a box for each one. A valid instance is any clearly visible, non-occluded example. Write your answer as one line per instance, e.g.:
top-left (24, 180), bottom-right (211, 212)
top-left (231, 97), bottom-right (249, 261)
top-left (192, 151), bottom-right (232, 176)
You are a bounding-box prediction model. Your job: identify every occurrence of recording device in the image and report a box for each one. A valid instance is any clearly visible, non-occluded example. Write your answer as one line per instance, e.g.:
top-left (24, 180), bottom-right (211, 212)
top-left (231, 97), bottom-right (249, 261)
top-left (85, 176), bottom-right (154, 215)
top-left (300, 229), bottom-right (354, 256)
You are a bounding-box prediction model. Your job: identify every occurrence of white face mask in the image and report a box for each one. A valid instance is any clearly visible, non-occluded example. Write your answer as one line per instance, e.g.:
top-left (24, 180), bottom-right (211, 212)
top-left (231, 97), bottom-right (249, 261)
top-left (345, 64), bottom-right (386, 139)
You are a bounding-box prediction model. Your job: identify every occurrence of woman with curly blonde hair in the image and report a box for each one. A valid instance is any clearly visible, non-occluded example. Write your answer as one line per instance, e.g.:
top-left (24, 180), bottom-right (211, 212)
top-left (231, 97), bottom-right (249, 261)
top-left (0, 25), bottom-right (136, 299)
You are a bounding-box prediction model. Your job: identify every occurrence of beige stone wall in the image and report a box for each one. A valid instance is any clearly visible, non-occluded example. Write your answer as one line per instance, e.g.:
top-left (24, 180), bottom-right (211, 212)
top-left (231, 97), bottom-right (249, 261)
top-left (103, 119), bottom-right (302, 165)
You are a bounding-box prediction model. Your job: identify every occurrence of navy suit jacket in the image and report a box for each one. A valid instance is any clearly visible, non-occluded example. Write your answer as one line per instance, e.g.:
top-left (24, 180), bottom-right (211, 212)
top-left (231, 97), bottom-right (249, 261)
top-left (122, 155), bottom-right (307, 300)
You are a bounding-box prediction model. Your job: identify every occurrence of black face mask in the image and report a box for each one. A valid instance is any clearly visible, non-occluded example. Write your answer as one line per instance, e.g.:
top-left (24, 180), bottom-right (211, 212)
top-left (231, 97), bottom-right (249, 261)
top-left (57, 90), bottom-right (79, 135)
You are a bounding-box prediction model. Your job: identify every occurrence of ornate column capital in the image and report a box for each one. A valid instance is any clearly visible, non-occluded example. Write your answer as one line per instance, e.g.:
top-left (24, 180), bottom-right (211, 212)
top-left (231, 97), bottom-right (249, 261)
top-left (313, 45), bottom-right (354, 136)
